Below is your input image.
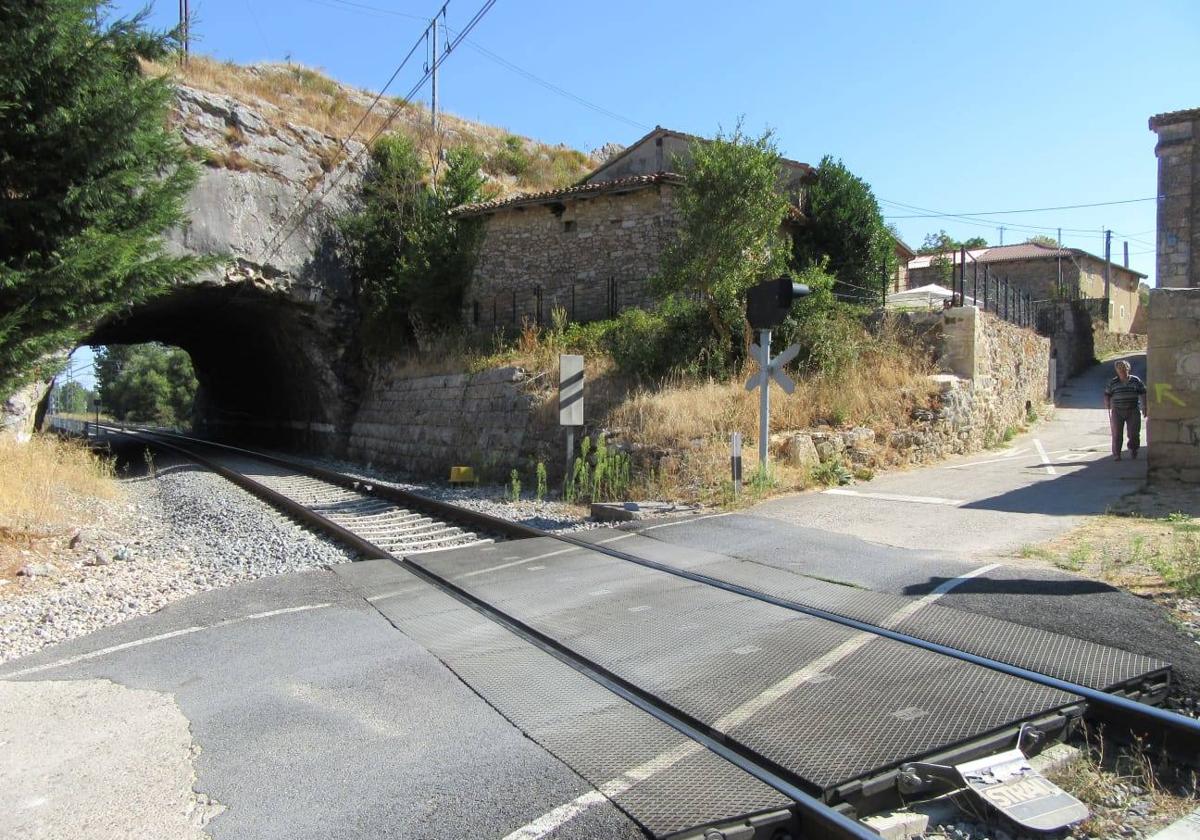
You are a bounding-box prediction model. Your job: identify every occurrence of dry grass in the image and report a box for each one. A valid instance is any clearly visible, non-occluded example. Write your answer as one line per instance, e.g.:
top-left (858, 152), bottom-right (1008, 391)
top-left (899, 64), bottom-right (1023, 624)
top-left (0, 435), bottom-right (118, 580)
top-left (146, 56), bottom-right (595, 193)
top-left (1050, 730), bottom-right (1197, 838)
top-left (1016, 512), bottom-right (1200, 598)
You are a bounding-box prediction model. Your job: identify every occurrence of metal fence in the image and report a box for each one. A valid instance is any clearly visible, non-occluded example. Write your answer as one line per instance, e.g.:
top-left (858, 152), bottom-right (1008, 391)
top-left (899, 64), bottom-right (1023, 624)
top-left (469, 278), bottom-right (634, 332)
top-left (945, 247), bottom-right (1034, 329)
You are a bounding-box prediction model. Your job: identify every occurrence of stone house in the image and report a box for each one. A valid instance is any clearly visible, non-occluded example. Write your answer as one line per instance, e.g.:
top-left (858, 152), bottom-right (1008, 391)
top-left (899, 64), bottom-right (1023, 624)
top-left (906, 242), bottom-right (1145, 333)
top-left (451, 126), bottom-right (815, 330)
top-left (891, 237), bottom-right (916, 292)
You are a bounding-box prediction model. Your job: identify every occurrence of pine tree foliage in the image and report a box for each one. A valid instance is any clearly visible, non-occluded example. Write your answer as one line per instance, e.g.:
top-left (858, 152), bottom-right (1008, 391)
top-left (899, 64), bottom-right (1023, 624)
top-left (0, 1), bottom-right (208, 397)
top-left (338, 136), bottom-right (487, 349)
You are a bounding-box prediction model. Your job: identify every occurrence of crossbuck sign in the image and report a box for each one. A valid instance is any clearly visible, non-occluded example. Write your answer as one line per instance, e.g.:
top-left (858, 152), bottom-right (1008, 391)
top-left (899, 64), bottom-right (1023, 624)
top-left (744, 333), bottom-right (801, 468)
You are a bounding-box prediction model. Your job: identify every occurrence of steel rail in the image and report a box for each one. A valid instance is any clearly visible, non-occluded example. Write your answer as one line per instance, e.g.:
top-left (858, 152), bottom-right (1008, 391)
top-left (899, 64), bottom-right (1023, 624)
top-left (115, 428), bottom-right (875, 840)
top-left (117, 428), bottom-right (1200, 763)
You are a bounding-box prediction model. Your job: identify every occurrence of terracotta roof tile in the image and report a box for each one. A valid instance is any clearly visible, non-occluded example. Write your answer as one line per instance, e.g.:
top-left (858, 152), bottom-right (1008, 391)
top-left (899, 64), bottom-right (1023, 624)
top-left (908, 242), bottom-right (1147, 278)
top-left (451, 173), bottom-right (684, 217)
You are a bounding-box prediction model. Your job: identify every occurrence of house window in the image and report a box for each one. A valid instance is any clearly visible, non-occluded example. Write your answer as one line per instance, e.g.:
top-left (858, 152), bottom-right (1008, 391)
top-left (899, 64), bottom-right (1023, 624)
top-left (563, 220), bottom-right (576, 233)
top-left (1120, 304), bottom-right (1126, 320)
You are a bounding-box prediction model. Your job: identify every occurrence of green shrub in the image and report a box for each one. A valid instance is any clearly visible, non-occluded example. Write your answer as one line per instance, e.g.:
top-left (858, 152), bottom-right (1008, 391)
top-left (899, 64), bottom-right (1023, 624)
top-left (810, 458), bottom-right (852, 487)
top-left (565, 435), bottom-right (631, 504)
top-left (488, 135), bottom-right (531, 178)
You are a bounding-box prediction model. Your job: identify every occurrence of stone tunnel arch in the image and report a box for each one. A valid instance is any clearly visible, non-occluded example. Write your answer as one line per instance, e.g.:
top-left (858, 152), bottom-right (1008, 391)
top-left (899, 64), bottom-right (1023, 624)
top-left (85, 279), bottom-right (359, 454)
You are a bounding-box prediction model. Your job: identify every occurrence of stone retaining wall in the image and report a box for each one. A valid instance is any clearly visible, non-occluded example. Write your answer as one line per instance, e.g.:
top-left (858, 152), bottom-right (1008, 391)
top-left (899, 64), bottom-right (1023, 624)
top-left (346, 365), bottom-right (538, 478)
top-left (772, 307), bottom-right (1052, 472)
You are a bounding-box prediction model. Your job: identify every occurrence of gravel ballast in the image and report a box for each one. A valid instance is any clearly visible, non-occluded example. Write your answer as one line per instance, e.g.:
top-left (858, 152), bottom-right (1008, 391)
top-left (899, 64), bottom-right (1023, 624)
top-left (0, 456), bottom-right (355, 664)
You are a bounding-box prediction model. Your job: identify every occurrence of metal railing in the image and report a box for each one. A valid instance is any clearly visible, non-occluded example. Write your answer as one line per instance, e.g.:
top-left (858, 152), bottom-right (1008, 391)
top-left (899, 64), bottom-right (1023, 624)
top-left (945, 247), bottom-right (1034, 328)
top-left (470, 277), bottom-right (639, 332)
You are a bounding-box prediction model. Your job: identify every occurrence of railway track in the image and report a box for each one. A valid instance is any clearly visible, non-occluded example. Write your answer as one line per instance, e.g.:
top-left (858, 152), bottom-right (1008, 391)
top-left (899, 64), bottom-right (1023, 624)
top-left (109, 426), bottom-right (1200, 840)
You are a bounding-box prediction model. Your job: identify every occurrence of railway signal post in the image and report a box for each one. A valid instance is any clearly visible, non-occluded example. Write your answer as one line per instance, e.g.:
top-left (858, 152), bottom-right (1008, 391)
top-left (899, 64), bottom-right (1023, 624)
top-left (744, 276), bottom-right (810, 471)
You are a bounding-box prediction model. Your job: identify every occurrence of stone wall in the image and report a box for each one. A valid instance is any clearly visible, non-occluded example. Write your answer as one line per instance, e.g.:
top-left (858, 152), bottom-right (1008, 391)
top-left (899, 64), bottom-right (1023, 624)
top-left (462, 185), bottom-right (679, 330)
top-left (907, 255), bottom-right (1142, 333)
top-left (1149, 108), bottom-right (1200, 485)
top-left (770, 307), bottom-right (1052, 472)
top-left (1147, 288), bottom-right (1200, 484)
top-left (1151, 109), bottom-right (1200, 289)
top-left (346, 365), bottom-right (539, 477)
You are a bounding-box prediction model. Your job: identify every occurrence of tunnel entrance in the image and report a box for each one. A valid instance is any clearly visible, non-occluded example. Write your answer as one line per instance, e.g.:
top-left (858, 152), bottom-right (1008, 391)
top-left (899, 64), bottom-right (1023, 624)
top-left (84, 280), bottom-right (359, 454)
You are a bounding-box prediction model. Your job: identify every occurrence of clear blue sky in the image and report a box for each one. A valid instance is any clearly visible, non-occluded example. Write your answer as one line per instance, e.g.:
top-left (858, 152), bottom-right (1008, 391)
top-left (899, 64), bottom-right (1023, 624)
top-left (75, 0), bottom-right (1198, 388)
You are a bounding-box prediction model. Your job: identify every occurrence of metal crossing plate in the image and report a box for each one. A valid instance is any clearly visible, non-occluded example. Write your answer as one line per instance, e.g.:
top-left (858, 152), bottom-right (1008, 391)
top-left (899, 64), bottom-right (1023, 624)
top-left (335, 561), bottom-right (793, 838)
top-left (568, 531), bottom-right (1169, 694)
top-left (411, 539), bottom-right (1083, 796)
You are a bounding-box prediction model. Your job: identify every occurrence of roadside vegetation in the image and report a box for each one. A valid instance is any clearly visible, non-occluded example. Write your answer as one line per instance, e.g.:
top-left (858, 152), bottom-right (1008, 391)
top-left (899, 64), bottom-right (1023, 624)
top-left (0, 434), bottom-right (118, 582)
top-left (1019, 512), bottom-right (1199, 599)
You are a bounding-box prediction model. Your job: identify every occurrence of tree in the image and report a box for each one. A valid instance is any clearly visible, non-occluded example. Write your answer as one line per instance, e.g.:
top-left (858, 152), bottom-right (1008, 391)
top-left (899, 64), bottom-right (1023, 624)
top-left (0, 2), bottom-right (208, 398)
top-left (917, 230), bottom-right (988, 255)
top-left (792, 156), bottom-right (896, 303)
top-left (95, 344), bottom-right (197, 426)
top-left (1026, 235), bottom-right (1059, 248)
top-left (656, 125), bottom-right (792, 346)
top-left (53, 380), bottom-right (90, 414)
top-left (339, 137), bottom-right (487, 349)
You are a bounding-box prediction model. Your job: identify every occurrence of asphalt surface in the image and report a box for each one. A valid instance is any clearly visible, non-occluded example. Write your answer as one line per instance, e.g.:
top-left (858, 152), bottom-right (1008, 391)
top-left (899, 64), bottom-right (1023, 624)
top-left (0, 570), bottom-right (645, 840)
top-left (635, 353), bottom-right (1200, 690)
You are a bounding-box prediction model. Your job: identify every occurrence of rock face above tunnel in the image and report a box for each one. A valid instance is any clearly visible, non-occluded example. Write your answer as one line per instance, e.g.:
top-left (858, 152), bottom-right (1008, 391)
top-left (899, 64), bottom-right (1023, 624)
top-left (82, 84), bottom-right (367, 453)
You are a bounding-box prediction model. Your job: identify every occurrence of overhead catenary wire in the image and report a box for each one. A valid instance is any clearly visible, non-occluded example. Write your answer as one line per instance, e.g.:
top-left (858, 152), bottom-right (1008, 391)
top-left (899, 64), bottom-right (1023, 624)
top-left (262, 0), bottom-right (498, 263)
top-left (301, 0), bottom-right (648, 133)
top-left (259, 2), bottom-right (450, 262)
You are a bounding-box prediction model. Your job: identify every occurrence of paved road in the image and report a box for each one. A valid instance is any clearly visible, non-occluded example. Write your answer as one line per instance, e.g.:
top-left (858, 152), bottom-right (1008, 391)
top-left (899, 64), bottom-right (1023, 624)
top-left (0, 570), bottom-right (645, 840)
top-left (636, 353), bottom-right (1200, 690)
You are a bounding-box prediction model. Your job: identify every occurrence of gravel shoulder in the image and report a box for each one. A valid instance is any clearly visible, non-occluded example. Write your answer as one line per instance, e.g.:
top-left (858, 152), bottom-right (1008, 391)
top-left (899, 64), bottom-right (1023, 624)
top-left (0, 449), bottom-right (355, 664)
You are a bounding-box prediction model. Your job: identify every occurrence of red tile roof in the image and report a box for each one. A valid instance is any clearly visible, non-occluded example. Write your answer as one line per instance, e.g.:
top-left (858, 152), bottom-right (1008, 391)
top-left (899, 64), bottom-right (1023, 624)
top-left (908, 242), bottom-right (1147, 277)
top-left (451, 173), bottom-right (684, 217)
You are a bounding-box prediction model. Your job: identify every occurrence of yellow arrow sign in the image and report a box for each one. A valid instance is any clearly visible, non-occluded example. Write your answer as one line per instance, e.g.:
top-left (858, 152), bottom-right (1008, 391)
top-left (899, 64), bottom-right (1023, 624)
top-left (1155, 383), bottom-right (1187, 407)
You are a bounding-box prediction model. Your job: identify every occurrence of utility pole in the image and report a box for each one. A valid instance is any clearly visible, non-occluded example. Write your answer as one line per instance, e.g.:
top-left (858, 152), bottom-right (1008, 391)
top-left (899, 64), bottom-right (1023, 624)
top-left (430, 16), bottom-right (439, 132)
top-left (1103, 228), bottom-right (1112, 326)
top-left (179, 0), bottom-right (189, 66)
top-left (1124, 240), bottom-right (1129, 269)
top-left (999, 225), bottom-right (1005, 245)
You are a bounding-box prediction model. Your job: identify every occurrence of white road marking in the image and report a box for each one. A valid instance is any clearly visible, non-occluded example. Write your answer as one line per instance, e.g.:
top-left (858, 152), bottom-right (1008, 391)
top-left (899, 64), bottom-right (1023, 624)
top-left (880, 563), bottom-right (1000, 628)
top-left (823, 488), bottom-right (967, 506)
top-left (455, 545), bottom-right (583, 579)
top-left (503, 562), bottom-right (998, 838)
top-left (1, 603), bottom-right (332, 678)
top-left (640, 512), bottom-right (734, 531)
top-left (366, 587), bottom-right (421, 603)
top-left (1033, 439), bottom-right (1057, 475)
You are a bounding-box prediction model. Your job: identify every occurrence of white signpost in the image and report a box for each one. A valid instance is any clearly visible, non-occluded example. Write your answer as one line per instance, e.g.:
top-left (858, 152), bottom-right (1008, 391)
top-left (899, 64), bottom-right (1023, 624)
top-left (744, 330), bottom-right (801, 470)
top-left (559, 354), bottom-right (584, 468)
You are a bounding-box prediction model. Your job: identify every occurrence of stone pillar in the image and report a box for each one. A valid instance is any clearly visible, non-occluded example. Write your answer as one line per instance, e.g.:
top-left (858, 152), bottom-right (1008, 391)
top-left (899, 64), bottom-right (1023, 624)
top-left (1148, 109), bottom-right (1200, 484)
top-left (1146, 288), bottom-right (1200, 484)
top-left (1150, 108), bottom-right (1199, 289)
top-left (941, 305), bottom-right (980, 380)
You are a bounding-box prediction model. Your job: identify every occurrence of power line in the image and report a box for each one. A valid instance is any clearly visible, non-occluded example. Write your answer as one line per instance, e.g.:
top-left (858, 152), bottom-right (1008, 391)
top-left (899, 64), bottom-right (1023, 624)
top-left (263, 0), bottom-right (498, 262)
top-left (458, 39), bottom-right (649, 131)
top-left (300, 0), bottom-right (647, 133)
top-left (261, 1), bottom-right (450, 262)
top-left (880, 198), bottom-right (1112, 236)
top-left (884, 196), bottom-right (1157, 219)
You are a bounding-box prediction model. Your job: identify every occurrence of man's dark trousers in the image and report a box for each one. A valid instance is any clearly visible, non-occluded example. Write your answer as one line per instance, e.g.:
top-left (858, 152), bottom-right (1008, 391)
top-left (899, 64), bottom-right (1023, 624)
top-left (1111, 407), bottom-right (1142, 456)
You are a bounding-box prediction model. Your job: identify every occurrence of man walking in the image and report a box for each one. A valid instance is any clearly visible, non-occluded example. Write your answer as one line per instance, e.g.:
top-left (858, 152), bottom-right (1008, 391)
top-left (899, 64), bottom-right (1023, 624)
top-left (1104, 359), bottom-right (1148, 461)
